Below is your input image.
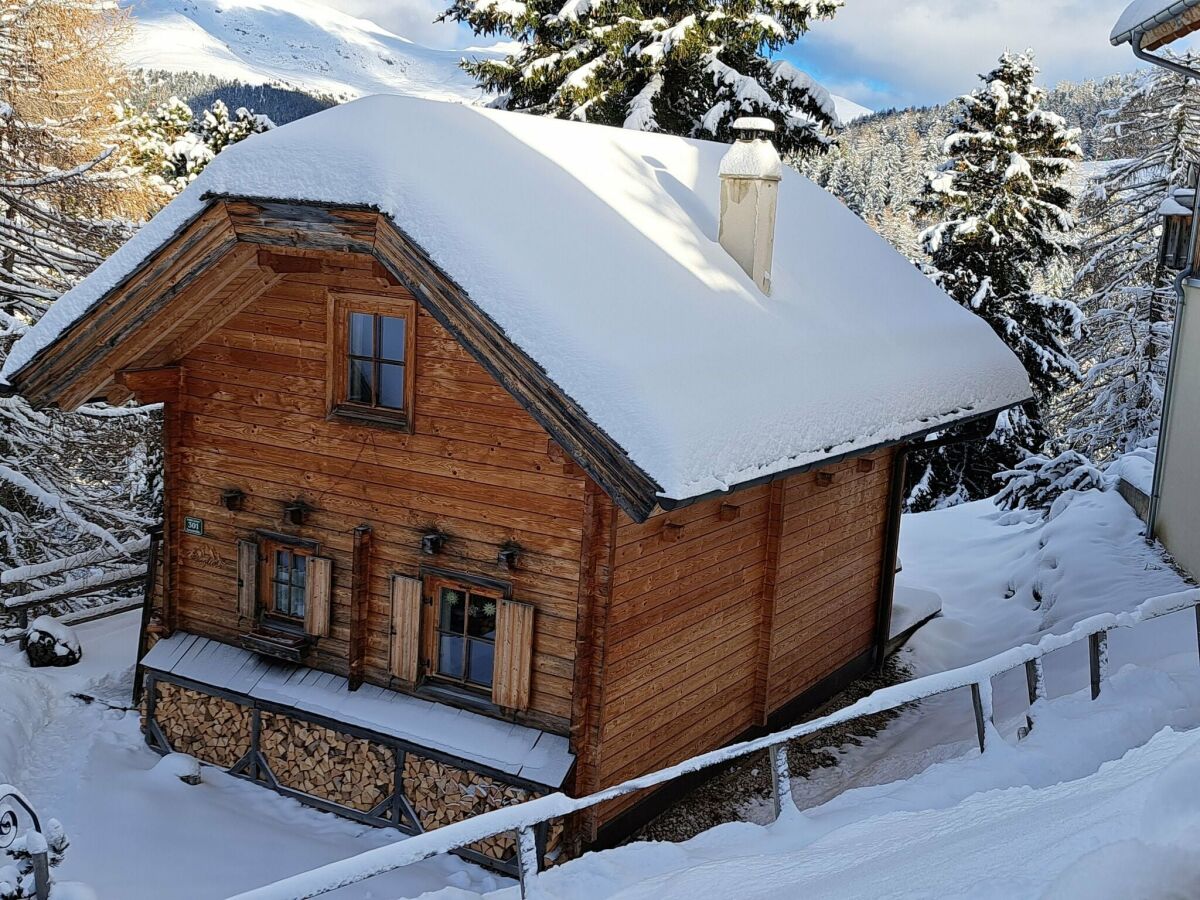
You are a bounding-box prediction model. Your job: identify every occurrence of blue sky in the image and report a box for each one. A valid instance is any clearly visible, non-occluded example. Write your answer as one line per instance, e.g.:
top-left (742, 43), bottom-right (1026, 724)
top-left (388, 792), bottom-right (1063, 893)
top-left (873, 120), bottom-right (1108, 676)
top-left (325, 0), bottom-right (1180, 110)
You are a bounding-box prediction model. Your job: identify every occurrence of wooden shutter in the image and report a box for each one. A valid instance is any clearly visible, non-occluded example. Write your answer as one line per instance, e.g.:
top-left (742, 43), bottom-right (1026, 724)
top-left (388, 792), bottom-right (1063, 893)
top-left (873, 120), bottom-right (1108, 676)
top-left (237, 540), bottom-right (258, 620)
top-left (305, 556), bottom-right (334, 638)
top-left (390, 575), bottom-right (423, 684)
top-left (493, 600), bottom-right (535, 711)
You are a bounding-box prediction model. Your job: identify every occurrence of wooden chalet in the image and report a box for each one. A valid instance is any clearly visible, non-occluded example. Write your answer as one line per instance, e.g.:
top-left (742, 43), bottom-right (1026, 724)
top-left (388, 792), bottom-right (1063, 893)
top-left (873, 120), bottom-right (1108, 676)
top-left (0, 96), bottom-right (1032, 871)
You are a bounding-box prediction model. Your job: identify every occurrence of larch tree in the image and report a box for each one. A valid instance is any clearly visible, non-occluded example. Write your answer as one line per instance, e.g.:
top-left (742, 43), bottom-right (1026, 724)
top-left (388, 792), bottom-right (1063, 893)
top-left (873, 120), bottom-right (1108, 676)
top-left (1066, 58), bottom-right (1200, 462)
top-left (440, 0), bottom-right (843, 154)
top-left (908, 50), bottom-right (1084, 511)
top-left (0, 0), bottom-right (159, 593)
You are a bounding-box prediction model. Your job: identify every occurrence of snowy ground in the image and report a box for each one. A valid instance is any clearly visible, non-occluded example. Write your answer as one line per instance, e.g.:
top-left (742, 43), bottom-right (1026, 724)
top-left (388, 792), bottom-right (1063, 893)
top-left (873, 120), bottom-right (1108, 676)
top-left (0, 615), bottom-right (505, 899)
top-left (3, 483), bottom-right (1197, 899)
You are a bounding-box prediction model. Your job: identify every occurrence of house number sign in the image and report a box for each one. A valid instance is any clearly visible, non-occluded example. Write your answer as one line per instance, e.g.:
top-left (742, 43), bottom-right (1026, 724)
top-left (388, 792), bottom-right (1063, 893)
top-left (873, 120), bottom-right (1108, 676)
top-left (184, 516), bottom-right (205, 537)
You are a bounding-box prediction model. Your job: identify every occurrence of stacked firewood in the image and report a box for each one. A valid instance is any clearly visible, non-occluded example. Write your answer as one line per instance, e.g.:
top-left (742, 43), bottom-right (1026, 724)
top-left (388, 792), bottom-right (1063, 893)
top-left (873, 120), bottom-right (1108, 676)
top-left (260, 713), bottom-right (394, 813)
top-left (154, 682), bottom-right (252, 768)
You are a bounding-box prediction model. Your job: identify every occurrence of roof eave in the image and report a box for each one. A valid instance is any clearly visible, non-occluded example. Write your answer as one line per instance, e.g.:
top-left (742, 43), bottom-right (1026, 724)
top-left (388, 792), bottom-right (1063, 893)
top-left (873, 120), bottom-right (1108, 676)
top-left (1113, 0), bottom-right (1200, 47)
top-left (655, 401), bottom-right (1023, 514)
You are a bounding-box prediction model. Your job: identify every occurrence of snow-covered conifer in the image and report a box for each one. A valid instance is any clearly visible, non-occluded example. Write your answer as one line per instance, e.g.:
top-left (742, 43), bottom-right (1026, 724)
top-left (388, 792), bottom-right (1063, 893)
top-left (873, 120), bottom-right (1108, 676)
top-left (1066, 57), bottom-right (1200, 462)
top-left (441, 0), bottom-right (843, 153)
top-left (0, 1), bottom-right (160, 600)
top-left (909, 51), bottom-right (1084, 510)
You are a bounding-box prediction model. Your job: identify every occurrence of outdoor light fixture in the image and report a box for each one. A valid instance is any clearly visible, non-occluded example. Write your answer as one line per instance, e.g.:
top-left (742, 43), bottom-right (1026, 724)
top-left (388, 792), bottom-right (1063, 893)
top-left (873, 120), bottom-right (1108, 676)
top-left (496, 541), bottom-right (522, 570)
top-left (283, 500), bottom-right (313, 526)
top-left (421, 531), bottom-right (447, 555)
top-left (220, 488), bottom-right (246, 511)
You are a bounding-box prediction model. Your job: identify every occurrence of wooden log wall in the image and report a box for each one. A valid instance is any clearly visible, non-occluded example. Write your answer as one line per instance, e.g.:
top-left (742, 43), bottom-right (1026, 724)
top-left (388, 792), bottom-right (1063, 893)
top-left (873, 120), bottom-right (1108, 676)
top-left (168, 254), bottom-right (588, 733)
top-left (765, 450), bottom-right (892, 711)
top-left (592, 486), bottom-right (773, 817)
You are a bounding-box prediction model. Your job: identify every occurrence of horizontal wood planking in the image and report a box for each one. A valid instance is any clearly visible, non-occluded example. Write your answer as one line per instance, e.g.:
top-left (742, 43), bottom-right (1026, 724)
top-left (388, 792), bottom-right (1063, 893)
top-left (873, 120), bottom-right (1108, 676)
top-left (170, 264), bottom-right (588, 732)
top-left (593, 488), bottom-right (770, 798)
top-left (766, 451), bottom-right (892, 712)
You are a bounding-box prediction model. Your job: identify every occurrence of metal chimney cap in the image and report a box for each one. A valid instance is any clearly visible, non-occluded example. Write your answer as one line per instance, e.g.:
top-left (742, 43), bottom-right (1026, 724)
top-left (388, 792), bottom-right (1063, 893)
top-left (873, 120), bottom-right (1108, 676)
top-left (732, 117), bottom-right (776, 137)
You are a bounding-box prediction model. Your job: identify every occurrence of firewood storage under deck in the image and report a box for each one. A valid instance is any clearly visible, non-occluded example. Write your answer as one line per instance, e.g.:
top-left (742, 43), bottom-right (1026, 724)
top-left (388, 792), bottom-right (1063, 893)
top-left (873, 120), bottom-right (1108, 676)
top-left (139, 632), bottom-right (573, 874)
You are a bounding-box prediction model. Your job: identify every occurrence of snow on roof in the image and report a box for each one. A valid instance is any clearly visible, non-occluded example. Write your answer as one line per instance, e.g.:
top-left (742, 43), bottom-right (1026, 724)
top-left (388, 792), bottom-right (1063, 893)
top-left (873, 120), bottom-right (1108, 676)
top-left (3, 95), bottom-right (1032, 503)
top-left (142, 632), bottom-right (574, 787)
top-left (1112, 0), bottom-right (1200, 45)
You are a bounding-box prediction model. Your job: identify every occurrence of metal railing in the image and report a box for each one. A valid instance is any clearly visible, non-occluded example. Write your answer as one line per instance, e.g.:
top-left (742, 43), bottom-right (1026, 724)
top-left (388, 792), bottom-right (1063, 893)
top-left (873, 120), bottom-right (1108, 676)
top-left (227, 588), bottom-right (1200, 900)
top-left (0, 785), bottom-right (51, 900)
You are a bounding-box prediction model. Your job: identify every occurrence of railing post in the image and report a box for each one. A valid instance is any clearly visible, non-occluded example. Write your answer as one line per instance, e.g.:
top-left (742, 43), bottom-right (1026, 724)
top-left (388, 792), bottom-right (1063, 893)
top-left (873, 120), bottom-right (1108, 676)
top-left (970, 681), bottom-right (993, 754)
top-left (769, 741), bottom-right (794, 820)
top-left (1194, 604), bottom-right (1200, 667)
top-left (1089, 630), bottom-right (1109, 700)
top-left (1021, 656), bottom-right (1046, 739)
top-left (515, 825), bottom-right (541, 898)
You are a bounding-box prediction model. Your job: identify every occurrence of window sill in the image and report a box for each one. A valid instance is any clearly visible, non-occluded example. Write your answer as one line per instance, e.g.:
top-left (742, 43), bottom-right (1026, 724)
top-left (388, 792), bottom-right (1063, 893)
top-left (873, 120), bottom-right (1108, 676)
top-left (240, 626), bottom-right (314, 664)
top-left (327, 405), bottom-right (413, 432)
top-left (414, 680), bottom-right (503, 717)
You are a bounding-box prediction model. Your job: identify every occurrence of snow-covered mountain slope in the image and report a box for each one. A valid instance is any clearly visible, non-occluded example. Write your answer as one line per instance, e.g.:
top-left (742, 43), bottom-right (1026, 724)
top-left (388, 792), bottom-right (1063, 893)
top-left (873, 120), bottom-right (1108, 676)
top-left (833, 94), bottom-right (872, 125)
top-left (123, 0), bottom-right (872, 121)
top-left (121, 0), bottom-right (491, 101)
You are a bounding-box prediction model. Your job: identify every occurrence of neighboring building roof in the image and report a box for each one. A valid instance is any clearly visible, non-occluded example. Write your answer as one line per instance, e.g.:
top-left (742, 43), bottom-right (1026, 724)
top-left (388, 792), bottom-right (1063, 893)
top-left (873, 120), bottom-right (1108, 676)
top-left (143, 631), bottom-right (575, 787)
top-left (3, 95), bottom-right (1032, 506)
top-left (1112, 0), bottom-right (1200, 47)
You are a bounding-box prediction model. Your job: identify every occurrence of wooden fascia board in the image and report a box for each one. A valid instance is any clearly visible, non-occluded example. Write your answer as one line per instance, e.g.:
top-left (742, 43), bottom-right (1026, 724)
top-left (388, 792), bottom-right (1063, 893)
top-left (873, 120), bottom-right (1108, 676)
top-left (1144, 7), bottom-right (1200, 50)
top-left (12, 202), bottom-right (237, 408)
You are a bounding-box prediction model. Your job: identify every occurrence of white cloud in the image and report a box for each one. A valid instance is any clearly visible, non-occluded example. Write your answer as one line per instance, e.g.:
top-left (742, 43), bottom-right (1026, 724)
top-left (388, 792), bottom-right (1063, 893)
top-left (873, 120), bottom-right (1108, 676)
top-left (797, 0), bottom-right (1166, 109)
top-left (318, 0), bottom-right (471, 48)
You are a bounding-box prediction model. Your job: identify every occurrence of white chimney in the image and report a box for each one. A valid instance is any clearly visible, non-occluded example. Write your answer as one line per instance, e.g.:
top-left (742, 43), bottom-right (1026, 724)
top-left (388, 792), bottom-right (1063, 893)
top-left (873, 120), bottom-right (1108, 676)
top-left (719, 117), bottom-right (782, 295)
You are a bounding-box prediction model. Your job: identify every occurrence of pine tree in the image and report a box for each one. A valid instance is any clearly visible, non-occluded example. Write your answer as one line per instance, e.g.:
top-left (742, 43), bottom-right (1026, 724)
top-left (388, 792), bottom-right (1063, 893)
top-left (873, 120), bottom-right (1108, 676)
top-left (909, 51), bottom-right (1084, 510)
top-left (1066, 58), bottom-right (1200, 462)
top-left (440, 0), bottom-right (843, 154)
top-left (120, 97), bottom-right (273, 198)
top-left (0, 1), bottom-right (160, 595)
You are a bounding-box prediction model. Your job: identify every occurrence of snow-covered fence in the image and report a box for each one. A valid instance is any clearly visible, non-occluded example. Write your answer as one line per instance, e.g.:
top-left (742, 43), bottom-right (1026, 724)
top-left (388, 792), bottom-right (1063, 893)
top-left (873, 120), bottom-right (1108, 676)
top-left (227, 588), bottom-right (1200, 900)
top-left (2, 530), bottom-right (160, 636)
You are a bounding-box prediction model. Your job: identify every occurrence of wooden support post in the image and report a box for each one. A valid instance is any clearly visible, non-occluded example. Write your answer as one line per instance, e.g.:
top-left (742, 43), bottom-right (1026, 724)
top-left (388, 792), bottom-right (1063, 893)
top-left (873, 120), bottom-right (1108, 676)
top-left (769, 741), bottom-right (794, 820)
top-left (970, 681), bottom-right (992, 754)
top-left (133, 525), bottom-right (164, 706)
top-left (1021, 656), bottom-right (1046, 738)
top-left (1089, 631), bottom-right (1108, 700)
top-left (30, 844), bottom-right (49, 900)
top-left (1194, 605), bottom-right (1200, 667)
top-left (115, 366), bottom-right (181, 404)
top-left (349, 524), bottom-right (373, 692)
top-left (516, 825), bottom-right (541, 898)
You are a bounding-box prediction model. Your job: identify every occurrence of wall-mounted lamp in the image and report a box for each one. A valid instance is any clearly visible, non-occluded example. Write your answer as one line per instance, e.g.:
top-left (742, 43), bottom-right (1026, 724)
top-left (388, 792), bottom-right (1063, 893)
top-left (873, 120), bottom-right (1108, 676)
top-left (421, 531), bottom-right (447, 556)
top-left (283, 500), bottom-right (313, 526)
top-left (220, 488), bottom-right (246, 511)
top-left (497, 541), bottom-right (522, 570)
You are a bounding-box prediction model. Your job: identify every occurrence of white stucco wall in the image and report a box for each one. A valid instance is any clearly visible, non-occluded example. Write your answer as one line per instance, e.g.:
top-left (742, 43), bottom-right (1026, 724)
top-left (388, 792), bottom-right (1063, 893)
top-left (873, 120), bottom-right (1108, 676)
top-left (1155, 280), bottom-right (1200, 577)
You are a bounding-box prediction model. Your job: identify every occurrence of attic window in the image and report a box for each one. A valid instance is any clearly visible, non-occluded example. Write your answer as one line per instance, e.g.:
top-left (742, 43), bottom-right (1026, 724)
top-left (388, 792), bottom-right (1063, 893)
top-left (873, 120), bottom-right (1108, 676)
top-left (330, 292), bottom-right (416, 428)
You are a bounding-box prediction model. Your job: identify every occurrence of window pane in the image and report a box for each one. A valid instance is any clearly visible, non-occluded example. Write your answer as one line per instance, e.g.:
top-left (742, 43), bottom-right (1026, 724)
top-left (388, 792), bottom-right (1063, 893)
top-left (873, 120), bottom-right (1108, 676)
top-left (274, 550), bottom-right (290, 582)
top-left (292, 554), bottom-right (306, 587)
top-left (348, 358), bottom-right (374, 404)
top-left (438, 634), bottom-right (464, 679)
top-left (290, 585), bottom-right (306, 619)
top-left (467, 639), bottom-right (494, 688)
top-left (274, 580), bottom-right (289, 611)
top-left (467, 595), bottom-right (497, 639)
top-left (440, 588), bottom-right (466, 634)
top-left (349, 313), bottom-right (374, 356)
top-left (378, 363), bottom-right (406, 410)
top-left (379, 315), bottom-right (407, 362)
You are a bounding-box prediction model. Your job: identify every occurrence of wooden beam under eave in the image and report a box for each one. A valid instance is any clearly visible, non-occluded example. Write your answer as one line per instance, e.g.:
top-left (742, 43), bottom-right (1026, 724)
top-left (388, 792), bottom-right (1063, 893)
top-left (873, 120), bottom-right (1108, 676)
top-left (224, 198), bottom-right (379, 255)
top-left (116, 366), bottom-right (181, 404)
top-left (54, 241), bottom-right (260, 410)
top-left (1144, 7), bottom-right (1200, 50)
top-left (257, 248), bottom-right (324, 274)
top-left (20, 204), bottom-right (238, 409)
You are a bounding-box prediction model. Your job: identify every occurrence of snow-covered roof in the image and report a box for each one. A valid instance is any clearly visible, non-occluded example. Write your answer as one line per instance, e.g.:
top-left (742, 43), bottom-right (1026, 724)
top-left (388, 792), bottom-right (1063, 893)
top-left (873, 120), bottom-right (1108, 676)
top-left (1112, 0), bottom-right (1200, 46)
top-left (3, 95), bottom-right (1032, 504)
top-left (143, 632), bottom-right (574, 787)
